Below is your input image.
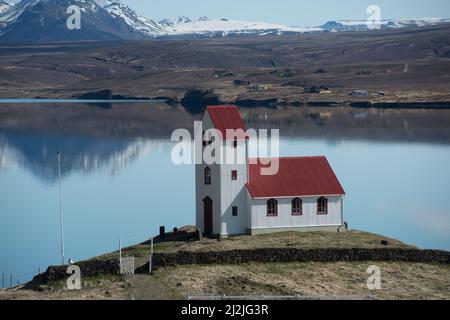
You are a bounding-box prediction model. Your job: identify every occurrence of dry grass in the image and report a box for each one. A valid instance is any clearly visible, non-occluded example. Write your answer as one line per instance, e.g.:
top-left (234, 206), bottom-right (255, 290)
top-left (2, 28), bottom-right (450, 102)
top-left (2, 261), bottom-right (448, 300)
top-left (2, 230), bottom-right (444, 300)
top-left (160, 230), bottom-right (414, 253)
top-left (88, 230), bottom-right (414, 269)
top-left (0, 274), bottom-right (177, 300)
top-left (2, 261), bottom-right (447, 300)
top-left (0, 275), bottom-right (128, 300)
top-left (155, 262), bottom-right (450, 300)
top-left (88, 230), bottom-right (414, 270)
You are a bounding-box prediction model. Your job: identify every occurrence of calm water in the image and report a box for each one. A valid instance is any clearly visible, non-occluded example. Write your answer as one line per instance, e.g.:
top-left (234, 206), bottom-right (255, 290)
top-left (0, 99), bottom-right (161, 104)
top-left (0, 129), bottom-right (450, 284)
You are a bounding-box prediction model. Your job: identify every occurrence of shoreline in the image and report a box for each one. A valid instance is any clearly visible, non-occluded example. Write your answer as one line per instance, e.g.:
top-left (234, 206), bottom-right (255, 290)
top-left (1, 103), bottom-right (450, 143)
top-left (2, 229), bottom-right (448, 300)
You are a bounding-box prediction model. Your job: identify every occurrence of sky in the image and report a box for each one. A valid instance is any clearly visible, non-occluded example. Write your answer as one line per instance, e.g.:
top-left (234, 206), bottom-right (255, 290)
top-left (121, 0), bottom-right (450, 26)
top-left (6, 0), bottom-right (450, 26)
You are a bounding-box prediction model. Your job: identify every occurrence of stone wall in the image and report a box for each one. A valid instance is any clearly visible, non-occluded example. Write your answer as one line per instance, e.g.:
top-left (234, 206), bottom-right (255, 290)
top-left (26, 259), bottom-right (119, 289)
top-left (29, 248), bottom-right (450, 286)
top-left (137, 248), bottom-right (450, 272)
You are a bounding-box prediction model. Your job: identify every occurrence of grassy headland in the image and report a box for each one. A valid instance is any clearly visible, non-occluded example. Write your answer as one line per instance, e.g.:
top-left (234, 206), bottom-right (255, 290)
top-left (1, 229), bottom-right (448, 300)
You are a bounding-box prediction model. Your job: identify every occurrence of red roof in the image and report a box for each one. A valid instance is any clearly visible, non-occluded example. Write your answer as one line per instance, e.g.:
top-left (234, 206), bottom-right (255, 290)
top-left (247, 156), bottom-right (345, 198)
top-left (206, 105), bottom-right (246, 139)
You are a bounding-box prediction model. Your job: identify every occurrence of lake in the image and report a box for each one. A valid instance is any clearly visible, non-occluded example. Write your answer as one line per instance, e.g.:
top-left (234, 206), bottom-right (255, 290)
top-left (0, 99), bottom-right (161, 104)
top-left (0, 104), bottom-right (450, 285)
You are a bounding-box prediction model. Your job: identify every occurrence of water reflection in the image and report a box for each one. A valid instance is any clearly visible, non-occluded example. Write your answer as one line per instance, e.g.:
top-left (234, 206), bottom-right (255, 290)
top-left (0, 131), bottom-right (192, 285)
top-left (1, 104), bottom-right (450, 286)
top-left (0, 130), bottom-right (165, 183)
top-left (242, 107), bottom-right (450, 144)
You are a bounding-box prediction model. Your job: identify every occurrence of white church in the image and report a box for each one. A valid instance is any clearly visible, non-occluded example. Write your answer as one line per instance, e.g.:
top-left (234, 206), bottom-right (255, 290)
top-left (195, 105), bottom-right (346, 237)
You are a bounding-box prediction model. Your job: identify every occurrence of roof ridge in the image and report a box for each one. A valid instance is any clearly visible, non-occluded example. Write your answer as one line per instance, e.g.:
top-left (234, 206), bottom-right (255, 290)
top-left (247, 155), bottom-right (345, 197)
top-left (249, 156), bottom-right (327, 161)
top-left (205, 104), bottom-right (246, 140)
top-left (206, 105), bottom-right (238, 109)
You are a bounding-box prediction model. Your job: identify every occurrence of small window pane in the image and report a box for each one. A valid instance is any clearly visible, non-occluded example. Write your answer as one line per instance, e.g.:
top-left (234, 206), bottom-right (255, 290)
top-left (232, 207), bottom-right (238, 216)
top-left (267, 199), bottom-right (278, 216)
top-left (292, 198), bottom-right (302, 215)
top-left (317, 197), bottom-right (328, 215)
top-left (231, 170), bottom-right (237, 181)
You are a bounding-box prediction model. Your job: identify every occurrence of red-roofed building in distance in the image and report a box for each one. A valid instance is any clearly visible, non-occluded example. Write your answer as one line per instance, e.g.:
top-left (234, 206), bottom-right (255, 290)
top-left (195, 105), bottom-right (346, 236)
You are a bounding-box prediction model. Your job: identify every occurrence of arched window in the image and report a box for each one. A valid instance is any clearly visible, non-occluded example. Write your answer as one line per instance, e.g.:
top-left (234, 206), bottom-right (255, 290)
top-left (267, 199), bottom-right (278, 217)
top-left (317, 197), bottom-right (328, 215)
top-left (204, 167), bottom-right (211, 185)
top-left (292, 198), bottom-right (302, 215)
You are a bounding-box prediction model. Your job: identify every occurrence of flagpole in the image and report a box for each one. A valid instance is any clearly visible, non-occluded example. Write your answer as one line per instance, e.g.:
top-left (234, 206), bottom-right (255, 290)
top-left (57, 152), bottom-right (65, 266)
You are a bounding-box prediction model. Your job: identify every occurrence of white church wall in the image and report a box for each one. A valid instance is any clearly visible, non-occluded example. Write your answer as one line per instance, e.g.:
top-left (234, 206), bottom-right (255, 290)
top-left (219, 140), bottom-right (248, 235)
top-left (195, 112), bottom-right (222, 234)
top-left (249, 196), bottom-right (344, 231)
top-left (196, 107), bottom-right (345, 237)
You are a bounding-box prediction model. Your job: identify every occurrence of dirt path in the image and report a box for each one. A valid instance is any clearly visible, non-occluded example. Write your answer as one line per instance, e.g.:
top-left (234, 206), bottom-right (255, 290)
top-left (121, 275), bottom-right (178, 300)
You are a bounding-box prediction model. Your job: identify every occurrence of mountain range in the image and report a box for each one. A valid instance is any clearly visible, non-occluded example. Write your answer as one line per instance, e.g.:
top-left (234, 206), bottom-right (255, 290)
top-left (0, 0), bottom-right (10, 12)
top-left (0, 0), bottom-right (10, 27)
top-left (0, 0), bottom-right (449, 42)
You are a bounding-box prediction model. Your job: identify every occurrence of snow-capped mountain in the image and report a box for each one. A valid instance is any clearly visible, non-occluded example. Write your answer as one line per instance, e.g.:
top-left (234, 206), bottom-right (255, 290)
top-left (158, 16), bottom-right (321, 37)
top-left (159, 16), bottom-right (450, 37)
top-left (384, 18), bottom-right (450, 28)
top-left (0, 0), bottom-right (449, 42)
top-left (0, 0), bottom-right (10, 14)
top-left (159, 16), bottom-right (192, 28)
top-left (99, 0), bottom-right (165, 35)
top-left (0, 0), bottom-right (164, 41)
top-left (0, 0), bottom-right (39, 26)
top-left (321, 18), bottom-right (450, 32)
top-left (0, 0), bottom-right (10, 28)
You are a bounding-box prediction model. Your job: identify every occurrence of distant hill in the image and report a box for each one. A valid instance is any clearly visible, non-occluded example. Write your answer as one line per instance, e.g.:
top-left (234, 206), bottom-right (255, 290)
top-left (0, 0), bottom-right (164, 42)
top-left (0, 0), bottom-right (449, 42)
top-left (320, 18), bottom-right (450, 32)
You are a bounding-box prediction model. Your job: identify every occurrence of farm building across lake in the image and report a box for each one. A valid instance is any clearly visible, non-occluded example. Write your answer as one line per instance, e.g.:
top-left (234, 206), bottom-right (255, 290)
top-left (195, 105), bottom-right (346, 237)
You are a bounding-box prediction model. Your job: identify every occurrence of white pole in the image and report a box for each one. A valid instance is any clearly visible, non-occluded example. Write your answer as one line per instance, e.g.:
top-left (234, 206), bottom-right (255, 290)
top-left (57, 152), bottom-right (65, 266)
top-left (119, 238), bottom-right (122, 273)
top-left (149, 237), bottom-right (154, 274)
